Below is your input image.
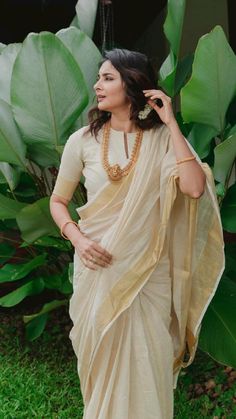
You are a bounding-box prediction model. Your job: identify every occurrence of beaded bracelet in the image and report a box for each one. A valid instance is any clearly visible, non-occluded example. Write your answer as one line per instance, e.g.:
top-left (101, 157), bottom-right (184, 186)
top-left (60, 220), bottom-right (80, 240)
top-left (176, 156), bottom-right (196, 165)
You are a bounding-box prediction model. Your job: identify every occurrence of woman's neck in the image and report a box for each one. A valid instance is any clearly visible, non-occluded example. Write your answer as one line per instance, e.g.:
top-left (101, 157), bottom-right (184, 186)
top-left (110, 114), bottom-right (137, 133)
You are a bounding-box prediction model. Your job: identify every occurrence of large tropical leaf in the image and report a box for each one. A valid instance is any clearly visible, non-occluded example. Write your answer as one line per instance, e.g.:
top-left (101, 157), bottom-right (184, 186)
top-left (23, 299), bottom-right (68, 323)
top-left (221, 183), bottom-right (236, 233)
top-left (27, 143), bottom-right (60, 168)
top-left (16, 197), bottom-right (78, 243)
top-left (57, 27), bottom-right (101, 104)
top-left (159, 0), bottom-right (186, 96)
top-left (174, 53), bottom-right (194, 96)
top-left (25, 313), bottom-right (48, 341)
top-left (187, 123), bottom-right (218, 159)
top-left (0, 193), bottom-right (26, 219)
top-left (181, 26), bottom-right (236, 133)
top-left (11, 32), bottom-right (89, 149)
top-left (0, 278), bottom-right (45, 307)
top-left (0, 42), bottom-right (6, 52)
top-left (0, 162), bottom-right (21, 191)
top-left (32, 235), bottom-right (70, 250)
top-left (0, 243), bottom-right (15, 264)
top-left (0, 99), bottom-right (27, 168)
top-left (199, 277), bottom-right (236, 368)
top-left (0, 43), bottom-right (21, 103)
top-left (213, 134), bottom-right (236, 184)
top-left (70, 14), bottom-right (80, 30)
top-left (224, 243), bottom-right (236, 282)
top-left (0, 254), bottom-right (47, 283)
top-left (75, 0), bottom-right (98, 38)
top-left (0, 44), bottom-right (21, 104)
top-left (16, 197), bottom-right (59, 243)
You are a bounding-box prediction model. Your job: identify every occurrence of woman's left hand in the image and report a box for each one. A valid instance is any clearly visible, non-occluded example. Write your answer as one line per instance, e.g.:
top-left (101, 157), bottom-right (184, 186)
top-left (143, 89), bottom-right (175, 126)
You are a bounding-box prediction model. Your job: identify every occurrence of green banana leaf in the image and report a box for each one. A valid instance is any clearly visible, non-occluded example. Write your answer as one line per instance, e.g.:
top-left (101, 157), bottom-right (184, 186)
top-left (0, 254), bottom-right (47, 283)
top-left (187, 123), bottom-right (218, 159)
top-left (0, 42), bottom-right (6, 52)
top-left (221, 183), bottom-right (236, 233)
top-left (0, 192), bottom-right (26, 219)
top-left (228, 124), bottom-right (236, 137)
top-left (0, 278), bottom-right (45, 307)
top-left (0, 99), bottom-right (27, 168)
top-left (57, 26), bottom-right (101, 104)
top-left (25, 313), bottom-right (48, 341)
top-left (0, 243), bottom-right (15, 264)
top-left (224, 243), bottom-right (236, 282)
top-left (70, 14), bottom-right (80, 30)
top-left (32, 236), bottom-right (70, 250)
top-left (16, 197), bottom-right (78, 243)
top-left (27, 143), bottom-right (60, 168)
top-left (174, 53), bottom-right (194, 96)
top-left (199, 277), bottom-right (236, 368)
top-left (181, 26), bottom-right (236, 133)
top-left (23, 299), bottom-right (68, 323)
top-left (0, 43), bottom-right (21, 103)
top-left (75, 0), bottom-right (98, 38)
top-left (11, 31), bottom-right (89, 149)
top-left (16, 197), bottom-right (59, 243)
top-left (213, 134), bottom-right (236, 184)
top-left (0, 162), bottom-right (21, 191)
top-left (159, 0), bottom-right (186, 96)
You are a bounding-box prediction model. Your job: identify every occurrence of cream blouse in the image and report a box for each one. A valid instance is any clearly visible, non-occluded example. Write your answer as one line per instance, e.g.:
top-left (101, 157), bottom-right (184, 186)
top-left (53, 125), bottom-right (139, 201)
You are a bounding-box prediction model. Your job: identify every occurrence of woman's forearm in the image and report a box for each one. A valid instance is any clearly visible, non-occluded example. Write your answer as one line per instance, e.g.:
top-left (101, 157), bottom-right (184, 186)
top-left (167, 120), bottom-right (206, 198)
top-left (49, 195), bottom-right (83, 246)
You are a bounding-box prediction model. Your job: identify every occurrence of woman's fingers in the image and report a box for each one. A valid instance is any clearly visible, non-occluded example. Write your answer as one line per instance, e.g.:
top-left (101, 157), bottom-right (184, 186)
top-left (90, 248), bottom-right (112, 264)
top-left (86, 258), bottom-right (98, 270)
top-left (76, 235), bottom-right (113, 270)
top-left (147, 99), bottom-right (161, 111)
top-left (81, 254), bottom-right (110, 270)
top-left (92, 242), bottom-right (113, 261)
top-left (143, 89), bottom-right (171, 103)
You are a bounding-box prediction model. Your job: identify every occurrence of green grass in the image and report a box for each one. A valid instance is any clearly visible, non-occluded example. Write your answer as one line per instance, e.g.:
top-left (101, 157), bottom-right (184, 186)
top-left (0, 305), bottom-right (83, 418)
top-left (0, 304), bottom-right (236, 418)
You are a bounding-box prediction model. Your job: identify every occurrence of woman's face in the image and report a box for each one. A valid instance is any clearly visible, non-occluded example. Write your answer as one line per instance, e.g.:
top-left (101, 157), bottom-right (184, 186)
top-left (94, 60), bottom-right (129, 113)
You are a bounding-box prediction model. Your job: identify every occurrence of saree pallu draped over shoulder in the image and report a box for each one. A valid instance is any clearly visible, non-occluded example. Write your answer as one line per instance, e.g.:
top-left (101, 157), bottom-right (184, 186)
top-left (69, 125), bottom-right (225, 419)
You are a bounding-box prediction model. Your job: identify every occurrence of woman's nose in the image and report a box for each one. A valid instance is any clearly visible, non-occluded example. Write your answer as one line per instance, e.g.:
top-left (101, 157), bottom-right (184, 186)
top-left (94, 79), bottom-right (101, 90)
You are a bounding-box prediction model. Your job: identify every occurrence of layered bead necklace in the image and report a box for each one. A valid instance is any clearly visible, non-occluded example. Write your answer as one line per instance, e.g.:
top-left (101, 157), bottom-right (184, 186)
top-left (101, 121), bottom-right (143, 182)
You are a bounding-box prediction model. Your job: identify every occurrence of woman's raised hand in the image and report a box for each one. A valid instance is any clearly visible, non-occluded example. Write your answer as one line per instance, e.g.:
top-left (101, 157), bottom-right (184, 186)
top-left (143, 89), bottom-right (175, 127)
top-left (74, 235), bottom-right (113, 271)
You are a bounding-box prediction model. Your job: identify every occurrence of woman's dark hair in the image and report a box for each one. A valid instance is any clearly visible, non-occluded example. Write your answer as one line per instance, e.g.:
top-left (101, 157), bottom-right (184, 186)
top-left (88, 48), bottom-right (163, 137)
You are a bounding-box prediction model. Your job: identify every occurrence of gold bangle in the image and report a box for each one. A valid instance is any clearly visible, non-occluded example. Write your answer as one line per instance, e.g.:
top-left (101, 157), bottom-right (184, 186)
top-left (60, 220), bottom-right (80, 240)
top-left (176, 156), bottom-right (196, 165)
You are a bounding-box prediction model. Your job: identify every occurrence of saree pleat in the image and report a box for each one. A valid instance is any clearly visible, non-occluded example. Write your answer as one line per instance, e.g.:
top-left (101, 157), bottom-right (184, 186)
top-left (68, 125), bottom-right (225, 418)
top-left (81, 254), bottom-right (173, 419)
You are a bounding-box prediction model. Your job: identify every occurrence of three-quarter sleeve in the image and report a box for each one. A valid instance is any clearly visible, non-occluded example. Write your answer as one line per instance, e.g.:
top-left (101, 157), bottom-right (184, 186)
top-left (52, 129), bottom-right (84, 200)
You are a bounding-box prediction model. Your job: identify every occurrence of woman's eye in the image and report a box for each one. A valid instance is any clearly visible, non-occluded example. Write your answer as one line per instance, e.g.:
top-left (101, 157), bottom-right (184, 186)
top-left (96, 76), bottom-right (113, 81)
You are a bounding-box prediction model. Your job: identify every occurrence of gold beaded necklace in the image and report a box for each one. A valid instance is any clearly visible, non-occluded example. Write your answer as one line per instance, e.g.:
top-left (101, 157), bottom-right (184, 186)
top-left (101, 121), bottom-right (143, 182)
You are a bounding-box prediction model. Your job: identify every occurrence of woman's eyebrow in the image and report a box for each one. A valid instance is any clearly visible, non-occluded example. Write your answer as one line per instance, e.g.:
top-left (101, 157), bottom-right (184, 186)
top-left (98, 72), bottom-right (115, 77)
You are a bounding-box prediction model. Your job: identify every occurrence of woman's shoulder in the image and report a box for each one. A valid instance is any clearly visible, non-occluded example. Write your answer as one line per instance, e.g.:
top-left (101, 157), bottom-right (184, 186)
top-left (65, 125), bottom-right (93, 149)
top-left (68, 125), bottom-right (91, 142)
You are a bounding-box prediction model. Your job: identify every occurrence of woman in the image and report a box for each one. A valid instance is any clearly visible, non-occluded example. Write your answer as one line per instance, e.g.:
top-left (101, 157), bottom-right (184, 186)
top-left (50, 48), bottom-right (225, 419)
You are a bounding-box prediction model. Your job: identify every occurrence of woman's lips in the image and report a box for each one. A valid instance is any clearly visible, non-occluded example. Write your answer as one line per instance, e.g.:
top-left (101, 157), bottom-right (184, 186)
top-left (97, 95), bottom-right (106, 102)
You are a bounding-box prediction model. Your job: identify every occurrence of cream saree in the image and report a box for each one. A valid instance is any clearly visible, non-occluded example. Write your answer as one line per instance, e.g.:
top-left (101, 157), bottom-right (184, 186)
top-left (69, 125), bottom-right (225, 419)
